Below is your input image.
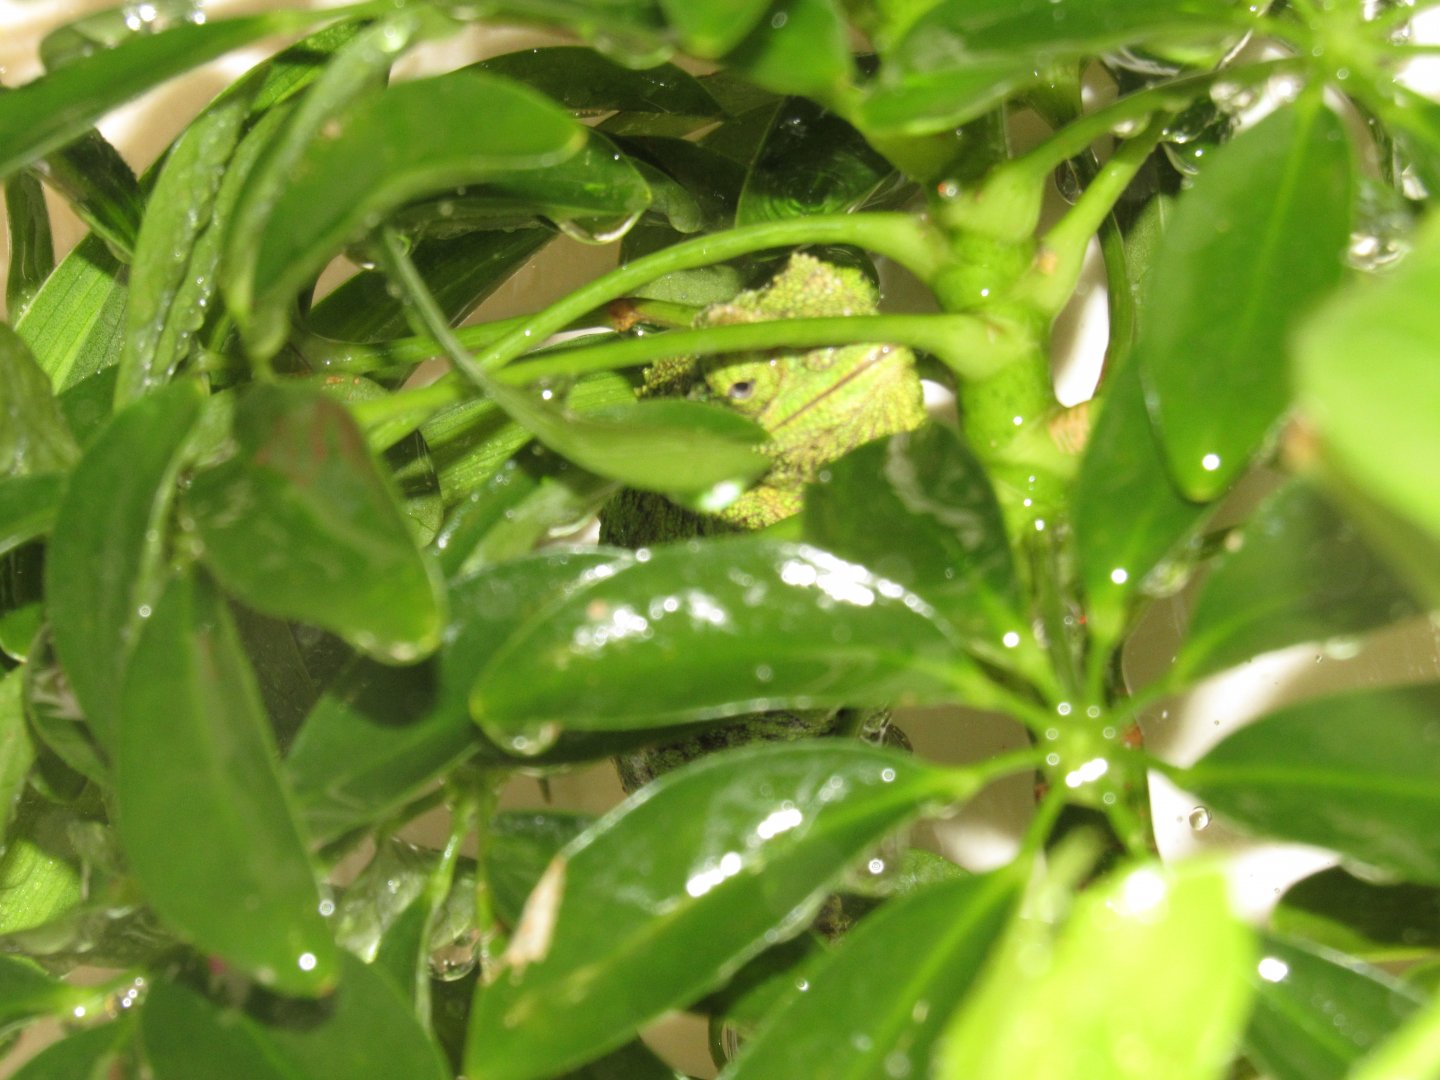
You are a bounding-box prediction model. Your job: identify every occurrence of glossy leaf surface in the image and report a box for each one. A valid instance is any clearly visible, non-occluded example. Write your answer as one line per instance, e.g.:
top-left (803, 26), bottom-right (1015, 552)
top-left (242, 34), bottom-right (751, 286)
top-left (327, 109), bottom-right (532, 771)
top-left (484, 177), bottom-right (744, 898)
top-left (479, 47), bottom-right (720, 117)
top-left (486, 810), bottom-right (593, 926)
top-left (470, 536), bottom-right (967, 750)
top-left (465, 742), bottom-right (964, 1079)
top-left (117, 569), bottom-right (335, 996)
top-left (939, 861), bottom-right (1255, 1080)
top-left (1246, 933), bottom-right (1425, 1080)
top-left (237, 70), bottom-right (585, 356)
top-left (1175, 483), bottom-right (1422, 680)
top-left (726, 0), bottom-right (853, 100)
top-left (1184, 684), bottom-right (1440, 883)
top-left (723, 874), bottom-right (1017, 1080)
top-left (1139, 100), bottom-right (1353, 499)
top-left (185, 384), bottom-right (444, 662)
top-left (4, 171), bottom-right (55, 320)
top-left (46, 380), bottom-right (203, 749)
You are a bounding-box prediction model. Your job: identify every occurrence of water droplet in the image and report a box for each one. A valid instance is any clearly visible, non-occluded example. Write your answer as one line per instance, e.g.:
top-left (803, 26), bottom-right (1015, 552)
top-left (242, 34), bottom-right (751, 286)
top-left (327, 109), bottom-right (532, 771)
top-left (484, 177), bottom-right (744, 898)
top-left (429, 931), bottom-right (480, 981)
top-left (754, 664), bottom-right (773, 683)
top-left (297, 951), bottom-right (318, 972)
top-left (506, 721), bottom-right (562, 757)
top-left (1109, 567), bottom-right (1129, 585)
top-left (1201, 452), bottom-right (1222, 472)
top-left (1187, 806), bottom-right (1211, 831)
top-left (1257, 956), bottom-right (1289, 982)
top-left (1110, 115), bottom-right (1149, 139)
top-left (885, 1051), bottom-right (913, 1078)
top-left (1002, 630), bottom-right (1021, 648)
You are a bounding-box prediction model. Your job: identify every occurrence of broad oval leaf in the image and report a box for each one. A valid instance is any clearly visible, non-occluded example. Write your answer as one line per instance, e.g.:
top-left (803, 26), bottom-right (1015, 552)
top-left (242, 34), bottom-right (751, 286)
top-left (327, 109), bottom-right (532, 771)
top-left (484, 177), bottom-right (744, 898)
top-left (116, 568), bottom-right (336, 996)
top-left (140, 982), bottom-right (292, 1080)
top-left (486, 811), bottom-right (594, 927)
top-left (722, 873), bottom-right (1018, 1080)
top-left (1183, 684), bottom-right (1440, 883)
top-left (0, 10), bottom-right (326, 179)
top-left (183, 383), bottom-right (444, 662)
top-left (236, 70), bottom-right (585, 357)
top-left (660, 0), bottom-right (771, 58)
top-left (46, 379), bottom-right (204, 750)
top-left (464, 741), bottom-right (967, 1080)
top-left (1245, 933), bottom-right (1426, 1080)
top-left (1174, 482), bottom-right (1422, 682)
top-left (725, 0), bottom-right (854, 100)
top-left (469, 536), bottom-right (967, 751)
top-left (938, 861), bottom-right (1255, 1080)
top-left (1139, 98), bottom-right (1353, 500)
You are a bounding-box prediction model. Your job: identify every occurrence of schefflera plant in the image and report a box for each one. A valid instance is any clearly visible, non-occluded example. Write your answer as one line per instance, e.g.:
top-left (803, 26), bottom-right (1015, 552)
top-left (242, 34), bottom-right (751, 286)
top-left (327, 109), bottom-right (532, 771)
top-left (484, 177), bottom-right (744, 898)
top-left (1, 0), bottom-right (1440, 1077)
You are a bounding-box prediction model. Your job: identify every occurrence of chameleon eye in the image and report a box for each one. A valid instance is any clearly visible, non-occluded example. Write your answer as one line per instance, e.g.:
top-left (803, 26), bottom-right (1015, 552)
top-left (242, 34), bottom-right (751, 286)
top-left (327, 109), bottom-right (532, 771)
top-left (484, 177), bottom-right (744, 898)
top-left (727, 380), bottom-right (756, 401)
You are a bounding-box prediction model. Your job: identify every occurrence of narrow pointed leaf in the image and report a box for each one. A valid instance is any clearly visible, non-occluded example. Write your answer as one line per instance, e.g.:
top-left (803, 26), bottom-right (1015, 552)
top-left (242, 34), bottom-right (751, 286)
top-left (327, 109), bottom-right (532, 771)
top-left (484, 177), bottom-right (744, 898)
top-left (470, 536), bottom-right (967, 747)
top-left (0, 667), bottom-right (34, 844)
top-left (0, 324), bottom-right (79, 478)
top-left (15, 233), bottom-right (127, 391)
top-left (1139, 99), bottom-right (1353, 499)
top-left (723, 874), bottom-right (1018, 1080)
top-left (0, 10), bottom-right (329, 180)
top-left (1274, 867), bottom-right (1440, 959)
top-left (5, 172), bottom-right (55, 320)
top-left (1245, 933), bottom-right (1425, 1080)
top-left (1349, 991), bottom-right (1440, 1080)
top-left (46, 380), bottom-right (204, 750)
top-left (939, 861), bottom-right (1255, 1080)
top-left (184, 384), bottom-right (444, 663)
top-left (1175, 483), bottom-right (1422, 680)
top-left (33, 129), bottom-right (143, 259)
top-left (117, 568), bottom-right (335, 996)
top-left (1184, 684), bottom-right (1440, 883)
top-left (465, 742), bottom-right (965, 1080)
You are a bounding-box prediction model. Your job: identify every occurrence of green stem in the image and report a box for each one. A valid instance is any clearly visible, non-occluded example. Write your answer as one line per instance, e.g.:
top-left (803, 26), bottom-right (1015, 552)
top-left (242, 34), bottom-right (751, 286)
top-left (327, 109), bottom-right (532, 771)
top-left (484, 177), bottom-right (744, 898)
top-left (414, 785), bottom-right (480, 1022)
top-left (465, 770), bottom-right (508, 979)
top-left (470, 214), bottom-right (948, 378)
top-left (1017, 120), bottom-right (1168, 317)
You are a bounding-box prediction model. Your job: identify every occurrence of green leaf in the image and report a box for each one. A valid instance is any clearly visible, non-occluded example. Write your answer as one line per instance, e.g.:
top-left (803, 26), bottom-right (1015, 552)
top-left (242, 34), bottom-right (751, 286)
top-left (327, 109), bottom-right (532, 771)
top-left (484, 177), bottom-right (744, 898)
top-left (46, 379), bottom-right (204, 750)
top-left (31, 129), bottom-right (144, 260)
top-left (735, 97), bottom-right (894, 226)
top-left (1294, 206), bottom-right (1440, 584)
top-left (485, 385), bottom-right (768, 505)
top-left (285, 550), bottom-right (626, 841)
top-left (4, 172), bottom-right (55, 320)
top-left (115, 90), bottom-right (251, 404)
top-left (14, 234), bottom-right (127, 391)
top-left (1073, 356), bottom-right (1206, 650)
top-left (1274, 867), bottom-right (1440, 959)
top-left (464, 741), bottom-right (964, 1080)
top-left (1139, 99), bottom-right (1353, 500)
top-left (1348, 990), bottom-right (1440, 1080)
top-left (723, 874), bottom-right (1017, 1080)
top-left (8, 1018), bottom-right (132, 1080)
top-left (24, 627), bottom-right (108, 786)
top-left (938, 861), bottom-right (1255, 1080)
top-left (860, 0), bottom-right (1242, 134)
top-left (1175, 483), bottom-right (1422, 681)
top-left (566, 1040), bottom-right (686, 1080)
top-left (0, 324), bottom-right (79, 478)
top-left (803, 424), bottom-right (1027, 661)
top-left (232, 68), bottom-right (585, 358)
top-left (661, 0), bottom-right (772, 57)
top-left (0, 667), bottom-right (33, 845)
top-left (0, 954), bottom-right (73, 1030)
top-left (0, 10), bottom-right (326, 180)
top-left (0, 789), bottom-right (86, 935)
top-left (469, 536), bottom-right (966, 752)
top-left (726, 0), bottom-right (854, 100)
top-left (1245, 933), bottom-right (1425, 1080)
top-left (140, 982), bottom-right (293, 1080)
top-left (478, 46), bottom-right (721, 117)
top-left (116, 568), bottom-right (336, 996)
top-left (1183, 684), bottom-right (1440, 883)
top-left (184, 383), bottom-right (444, 663)
top-left (0, 475), bottom-right (64, 560)
top-left (252, 951), bottom-right (449, 1080)
top-left (486, 811), bottom-right (594, 926)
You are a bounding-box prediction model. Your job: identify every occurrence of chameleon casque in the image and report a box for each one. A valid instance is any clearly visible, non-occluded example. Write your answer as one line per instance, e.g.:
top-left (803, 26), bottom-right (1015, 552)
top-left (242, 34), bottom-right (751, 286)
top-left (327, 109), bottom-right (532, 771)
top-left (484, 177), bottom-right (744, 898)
top-left (600, 253), bottom-right (927, 791)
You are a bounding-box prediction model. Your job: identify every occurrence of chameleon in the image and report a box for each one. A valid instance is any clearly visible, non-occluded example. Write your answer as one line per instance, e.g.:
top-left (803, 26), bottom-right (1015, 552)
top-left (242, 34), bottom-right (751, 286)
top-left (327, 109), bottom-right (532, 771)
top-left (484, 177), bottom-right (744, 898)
top-left (599, 252), bottom-right (927, 791)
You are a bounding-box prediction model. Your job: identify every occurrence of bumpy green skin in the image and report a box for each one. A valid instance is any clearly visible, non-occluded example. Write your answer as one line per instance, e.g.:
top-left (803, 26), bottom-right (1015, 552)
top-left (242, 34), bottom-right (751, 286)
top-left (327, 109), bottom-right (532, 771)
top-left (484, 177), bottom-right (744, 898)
top-left (601, 254), bottom-right (926, 790)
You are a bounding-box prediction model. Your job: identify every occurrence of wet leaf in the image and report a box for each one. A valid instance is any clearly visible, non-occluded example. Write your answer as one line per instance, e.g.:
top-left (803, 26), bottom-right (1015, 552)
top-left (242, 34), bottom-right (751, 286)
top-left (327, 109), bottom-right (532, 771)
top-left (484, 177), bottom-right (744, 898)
top-left (723, 874), bottom-right (1017, 1080)
top-left (14, 231), bottom-right (127, 393)
top-left (726, 0), bottom-right (853, 100)
top-left (0, 324), bottom-right (79, 479)
top-left (1274, 867), bottom-right (1440, 959)
top-left (736, 97), bottom-right (894, 226)
top-left (0, 9), bottom-right (327, 180)
top-left (184, 383), bottom-right (444, 663)
top-left (804, 424), bottom-right (1027, 662)
top-left (938, 861), bottom-right (1255, 1080)
top-left (1183, 684), bottom-right (1440, 883)
top-left (116, 568), bottom-right (336, 997)
top-left (486, 811), bottom-right (594, 926)
top-left (0, 475), bottom-right (64, 560)
top-left (4, 172), bottom-right (55, 320)
top-left (31, 129), bottom-right (143, 260)
top-left (1175, 483), bottom-right (1422, 681)
top-left (860, 0), bottom-right (1242, 134)
top-left (1245, 933), bottom-right (1425, 1080)
top-left (0, 789), bottom-right (87, 935)
top-left (1073, 355), bottom-right (1207, 651)
top-left (478, 47), bottom-right (720, 117)
top-left (464, 742), bottom-right (966, 1080)
top-left (46, 380), bottom-right (204, 750)
top-left (232, 66), bottom-right (585, 358)
top-left (469, 536), bottom-right (968, 751)
top-left (661, 0), bottom-right (771, 58)
top-left (1139, 99), bottom-right (1353, 500)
